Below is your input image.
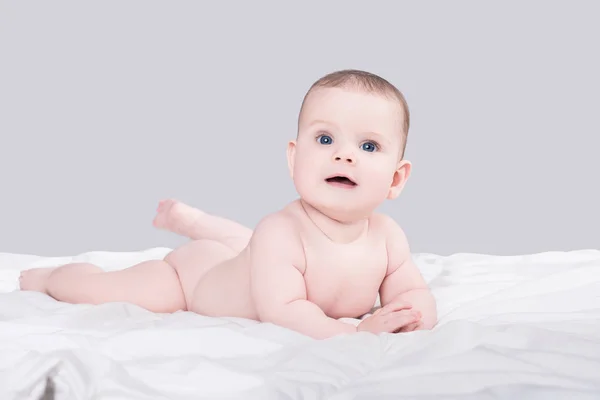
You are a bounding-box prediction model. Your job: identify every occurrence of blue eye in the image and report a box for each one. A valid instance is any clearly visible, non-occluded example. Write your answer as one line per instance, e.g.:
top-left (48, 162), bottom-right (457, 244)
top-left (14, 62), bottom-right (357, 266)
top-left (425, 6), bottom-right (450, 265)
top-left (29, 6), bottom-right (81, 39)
top-left (318, 135), bottom-right (333, 145)
top-left (361, 142), bottom-right (377, 152)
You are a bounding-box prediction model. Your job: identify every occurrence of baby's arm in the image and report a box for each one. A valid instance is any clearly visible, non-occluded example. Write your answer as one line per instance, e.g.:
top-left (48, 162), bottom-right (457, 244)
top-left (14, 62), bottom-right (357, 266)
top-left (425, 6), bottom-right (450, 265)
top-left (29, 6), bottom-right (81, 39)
top-left (248, 214), bottom-right (357, 339)
top-left (379, 216), bottom-right (438, 330)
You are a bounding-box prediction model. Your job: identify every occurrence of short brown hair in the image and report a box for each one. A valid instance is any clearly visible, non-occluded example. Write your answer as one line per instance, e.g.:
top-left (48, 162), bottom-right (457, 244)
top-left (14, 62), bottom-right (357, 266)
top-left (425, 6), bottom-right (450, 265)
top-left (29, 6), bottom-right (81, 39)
top-left (298, 69), bottom-right (410, 156)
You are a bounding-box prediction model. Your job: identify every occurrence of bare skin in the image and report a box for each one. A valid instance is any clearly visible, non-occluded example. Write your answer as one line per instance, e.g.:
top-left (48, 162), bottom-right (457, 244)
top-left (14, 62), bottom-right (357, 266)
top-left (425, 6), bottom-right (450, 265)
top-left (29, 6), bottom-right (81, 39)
top-left (19, 84), bottom-right (438, 339)
top-left (155, 198), bottom-right (428, 332)
top-left (20, 199), bottom-right (430, 338)
top-left (152, 199), bottom-right (252, 252)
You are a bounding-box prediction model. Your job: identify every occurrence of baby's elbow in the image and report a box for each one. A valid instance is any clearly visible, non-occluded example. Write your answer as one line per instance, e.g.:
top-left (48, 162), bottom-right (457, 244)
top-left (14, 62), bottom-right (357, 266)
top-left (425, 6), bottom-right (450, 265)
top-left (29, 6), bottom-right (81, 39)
top-left (421, 316), bottom-right (438, 330)
top-left (255, 298), bottom-right (302, 326)
top-left (256, 305), bottom-right (280, 324)
top-left (421, 308), bottom-right (438, 330)
top-left (253, 296), bottom-right (287, 324)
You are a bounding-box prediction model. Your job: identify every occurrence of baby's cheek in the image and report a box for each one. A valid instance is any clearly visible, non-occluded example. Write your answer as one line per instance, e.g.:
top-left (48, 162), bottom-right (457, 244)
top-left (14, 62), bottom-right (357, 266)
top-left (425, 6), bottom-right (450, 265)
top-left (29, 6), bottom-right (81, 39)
top-left (293, 171), bottom-right (321, 200)
top-left (364, 173), bottom-right (393, 193)
top-left (366, 186), bottom-right (389, 202)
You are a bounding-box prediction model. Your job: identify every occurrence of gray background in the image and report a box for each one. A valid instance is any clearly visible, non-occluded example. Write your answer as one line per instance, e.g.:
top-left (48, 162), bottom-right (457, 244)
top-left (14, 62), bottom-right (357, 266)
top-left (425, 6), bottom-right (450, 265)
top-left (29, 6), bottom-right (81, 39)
top-left (1, 1), bottom-right (598, 257)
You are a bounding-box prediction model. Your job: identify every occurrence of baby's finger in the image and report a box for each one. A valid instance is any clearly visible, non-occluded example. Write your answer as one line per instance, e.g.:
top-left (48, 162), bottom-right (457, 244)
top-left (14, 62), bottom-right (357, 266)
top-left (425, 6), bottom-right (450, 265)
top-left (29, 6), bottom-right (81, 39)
top-left (379, 301), bottom-right (413, 315)
top-left (388, 310), bottom-right (421, 330)
top-left (396, 320), bottom-right (422, 333)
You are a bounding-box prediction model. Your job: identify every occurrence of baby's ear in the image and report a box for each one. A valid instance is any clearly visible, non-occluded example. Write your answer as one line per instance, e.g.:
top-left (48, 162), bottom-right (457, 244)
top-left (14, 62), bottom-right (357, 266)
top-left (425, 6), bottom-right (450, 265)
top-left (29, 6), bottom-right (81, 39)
top-left (286, 140), bottom-right (297, 178)
top-left (387, 160), bottom-right (412, 199)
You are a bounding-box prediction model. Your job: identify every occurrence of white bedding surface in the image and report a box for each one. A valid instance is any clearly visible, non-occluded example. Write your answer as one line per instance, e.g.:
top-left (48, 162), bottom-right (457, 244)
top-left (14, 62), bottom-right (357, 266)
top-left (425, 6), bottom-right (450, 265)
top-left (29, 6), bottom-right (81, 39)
top-left (1, 247), bottom-right (600, 399)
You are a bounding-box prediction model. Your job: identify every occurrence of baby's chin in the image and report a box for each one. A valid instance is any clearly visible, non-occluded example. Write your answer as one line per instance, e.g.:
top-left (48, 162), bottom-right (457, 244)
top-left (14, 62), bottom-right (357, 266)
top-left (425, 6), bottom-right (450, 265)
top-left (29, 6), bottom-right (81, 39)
top-left (307, 197), bottom-right (379, 221)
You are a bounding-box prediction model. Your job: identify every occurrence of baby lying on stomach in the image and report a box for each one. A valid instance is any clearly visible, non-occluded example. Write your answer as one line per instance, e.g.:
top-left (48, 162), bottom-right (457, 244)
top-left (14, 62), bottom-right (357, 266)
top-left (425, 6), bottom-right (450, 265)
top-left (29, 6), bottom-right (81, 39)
top-left (19, 69), bottom-right (437, 339)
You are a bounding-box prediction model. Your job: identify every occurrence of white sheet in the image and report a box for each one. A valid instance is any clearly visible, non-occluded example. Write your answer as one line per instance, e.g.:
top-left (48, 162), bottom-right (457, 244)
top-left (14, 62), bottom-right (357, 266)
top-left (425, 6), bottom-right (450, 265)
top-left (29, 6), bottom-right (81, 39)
top-left (1, 247), bottom-right (600, 399)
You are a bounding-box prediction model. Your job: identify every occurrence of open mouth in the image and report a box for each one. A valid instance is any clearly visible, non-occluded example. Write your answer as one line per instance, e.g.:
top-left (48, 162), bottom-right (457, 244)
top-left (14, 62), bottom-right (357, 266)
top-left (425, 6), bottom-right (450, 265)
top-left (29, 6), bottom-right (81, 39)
top-left (325, 175), bottom-right (357, 187)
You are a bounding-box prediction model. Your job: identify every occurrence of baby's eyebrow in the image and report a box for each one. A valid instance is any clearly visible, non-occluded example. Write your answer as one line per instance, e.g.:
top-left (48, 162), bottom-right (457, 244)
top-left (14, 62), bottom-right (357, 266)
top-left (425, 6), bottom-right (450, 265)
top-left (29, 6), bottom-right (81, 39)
top-left (308, 119), bottom-right (335, 129)
top-left (362, 131), bottom-right (390, 145)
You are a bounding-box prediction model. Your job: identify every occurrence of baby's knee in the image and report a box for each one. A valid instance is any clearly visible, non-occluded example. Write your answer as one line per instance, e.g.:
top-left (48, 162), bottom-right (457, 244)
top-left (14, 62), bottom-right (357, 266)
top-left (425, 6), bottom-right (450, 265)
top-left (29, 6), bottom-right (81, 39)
top-left (138, 261), bottom-right (187, 312)
top-left (151, 288), bottom-right (187, 313)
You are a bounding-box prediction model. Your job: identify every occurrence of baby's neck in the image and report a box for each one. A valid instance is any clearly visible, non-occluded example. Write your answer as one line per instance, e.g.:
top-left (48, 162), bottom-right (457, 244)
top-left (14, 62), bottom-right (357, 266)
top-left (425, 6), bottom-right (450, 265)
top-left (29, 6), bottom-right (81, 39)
top-left (298, 199), bottom-right (369, 244)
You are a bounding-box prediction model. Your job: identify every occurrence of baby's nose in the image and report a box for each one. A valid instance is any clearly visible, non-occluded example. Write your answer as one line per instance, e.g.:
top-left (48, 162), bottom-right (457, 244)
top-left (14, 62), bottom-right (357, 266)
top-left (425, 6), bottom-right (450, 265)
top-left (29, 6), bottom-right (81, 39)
top-left (333, 150), bottom-right (356, 164)
top-left (334, 155), bottom-right (355, 164)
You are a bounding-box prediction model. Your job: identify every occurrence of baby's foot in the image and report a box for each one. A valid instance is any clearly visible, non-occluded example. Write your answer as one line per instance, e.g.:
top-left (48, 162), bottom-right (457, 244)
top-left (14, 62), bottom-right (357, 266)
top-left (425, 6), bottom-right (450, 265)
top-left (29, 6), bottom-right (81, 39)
top-left (152, 199), bottom-right (205, 237)
top-left (19, 267), bottom-right (56, 294)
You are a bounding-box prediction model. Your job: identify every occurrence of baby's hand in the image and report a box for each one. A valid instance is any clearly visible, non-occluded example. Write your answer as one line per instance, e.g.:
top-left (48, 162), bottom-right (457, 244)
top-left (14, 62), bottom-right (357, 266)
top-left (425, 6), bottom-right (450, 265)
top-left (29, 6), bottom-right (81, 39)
top-left (357, 301), bottom-right (422, 334)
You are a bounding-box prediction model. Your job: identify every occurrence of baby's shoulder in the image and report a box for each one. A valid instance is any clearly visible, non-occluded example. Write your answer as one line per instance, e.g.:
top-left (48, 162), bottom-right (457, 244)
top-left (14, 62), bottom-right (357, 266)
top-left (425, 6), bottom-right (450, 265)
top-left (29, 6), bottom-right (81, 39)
top-left (368, 212), bottom-right (411, 261)
top-left (367, 212), bottom-right (410, 250)
top-left (368, 212), bottom-right (402, 235)
top-left (250, 206), bottom-right (304, 245)
top-left (248, 206), bottom-right (306, 268)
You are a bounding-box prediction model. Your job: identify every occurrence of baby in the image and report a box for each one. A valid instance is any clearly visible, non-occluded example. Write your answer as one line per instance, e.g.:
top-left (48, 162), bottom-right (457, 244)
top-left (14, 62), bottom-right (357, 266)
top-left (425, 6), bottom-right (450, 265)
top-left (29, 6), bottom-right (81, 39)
top-left (19, 69), bottom-right (437, 339)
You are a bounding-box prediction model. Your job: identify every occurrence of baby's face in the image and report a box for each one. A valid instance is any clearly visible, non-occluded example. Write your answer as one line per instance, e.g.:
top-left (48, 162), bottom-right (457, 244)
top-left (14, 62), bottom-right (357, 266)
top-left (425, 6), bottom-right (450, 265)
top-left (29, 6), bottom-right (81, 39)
top-left (288, 87), bottom-right (408, 219)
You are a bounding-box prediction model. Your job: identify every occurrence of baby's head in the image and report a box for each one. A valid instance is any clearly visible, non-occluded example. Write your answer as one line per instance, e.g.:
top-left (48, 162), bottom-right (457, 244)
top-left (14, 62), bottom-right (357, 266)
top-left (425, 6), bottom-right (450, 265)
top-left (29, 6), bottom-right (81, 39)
top-left (287, 69), bottom-right (411, 221)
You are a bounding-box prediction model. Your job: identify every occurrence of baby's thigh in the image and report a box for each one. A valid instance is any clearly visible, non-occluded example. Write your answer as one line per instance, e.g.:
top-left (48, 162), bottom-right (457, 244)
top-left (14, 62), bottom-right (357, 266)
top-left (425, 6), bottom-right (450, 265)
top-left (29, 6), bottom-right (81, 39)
top-left (164, 239), bottom-right (236, 307)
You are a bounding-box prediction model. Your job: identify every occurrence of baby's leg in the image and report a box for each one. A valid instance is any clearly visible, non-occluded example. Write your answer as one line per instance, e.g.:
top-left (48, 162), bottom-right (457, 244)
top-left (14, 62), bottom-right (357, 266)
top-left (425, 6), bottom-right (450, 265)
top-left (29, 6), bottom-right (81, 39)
top-left (153, 199), bottom-right (252, 252)
top-left (19, 260), bottom-right (186, 313)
